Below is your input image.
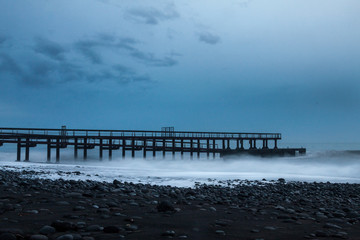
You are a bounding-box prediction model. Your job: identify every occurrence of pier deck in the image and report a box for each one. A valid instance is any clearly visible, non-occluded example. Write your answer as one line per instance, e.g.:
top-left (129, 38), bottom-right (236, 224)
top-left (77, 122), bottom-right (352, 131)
top-left (0, 127), bottom-right (305, 162)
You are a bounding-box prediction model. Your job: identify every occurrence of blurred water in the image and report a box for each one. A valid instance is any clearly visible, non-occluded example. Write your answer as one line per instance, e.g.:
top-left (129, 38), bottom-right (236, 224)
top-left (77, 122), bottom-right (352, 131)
top-left (0, 144), bottom-right (360, 187)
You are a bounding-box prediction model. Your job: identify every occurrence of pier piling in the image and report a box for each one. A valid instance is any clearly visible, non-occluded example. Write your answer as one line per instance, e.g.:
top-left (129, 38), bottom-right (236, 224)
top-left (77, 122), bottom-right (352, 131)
top-left (0, 127), bottom-right (305, 162)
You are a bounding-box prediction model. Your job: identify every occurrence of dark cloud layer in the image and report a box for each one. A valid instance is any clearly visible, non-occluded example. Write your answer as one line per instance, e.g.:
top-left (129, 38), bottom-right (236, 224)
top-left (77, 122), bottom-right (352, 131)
top-left (75, 40), bottom-right (103, 64)
top-left (198, 32), bottom-right (221, 45)
top-left (0, 54), bottom-right (21, 74)
top-left (0, 34), bottom-right (178, 86)
top-left (34, 38), bottom-right (66, 61)
top-left (126, 6), bottom-right (179, 25)
top-left (0, 35), bottom-right (7, 45)
top-left (74, 35), bottom-right (178, 67)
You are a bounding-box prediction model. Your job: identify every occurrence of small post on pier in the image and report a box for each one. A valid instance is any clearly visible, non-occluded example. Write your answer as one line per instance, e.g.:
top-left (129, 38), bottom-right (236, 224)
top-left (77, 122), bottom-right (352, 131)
top-left (240, 139), bottom-right (244, 149)
top-left (153, 139), bottom-right (156, 157)
top-left (222, 139), bottom-right (225, 150)
top-left (213, 139), bottom-right (216, 158)
top-left (99, 138), bottom-right (103, 159)
top-left (180, 139), bottom-right (184, 158)
top-left (263, 139), bottom-right (268, 149)
top-left (197, 139), bottom-right (200, 158)
top-left (132, 139), bottom-right (135, 158)
top-left (249, 139), bottom-right (253, 149)
top-left (74, 138), bottom-right (78, 159)
top-left (274, 139), bottom-right (278, 149)
top-left (122, 139), bottom-right (126, 158)
top-left (56, 138), bottom-right (60, 162)
top-left (83, 138), bottom-right (87, 160)
top-left (227, 139), bottom-right (230, 149)
top-left (25, 138), bottom-right (30, 162)
top-left (207, 139), bottom-right (210, 158)
top-left (16, 138), bottom-right (21, 161)
top-left (254, 140), bottom-right (257, 149)
top-left (172, 138), bottom-right (175, 158)
top-left (190, 139), bottom-right (193, 158)
top-left (236, 139), bottom-right (239, 150)
top-left (109, 139), bottom-right (112, 160)
top-left (47, 139), bottom-right (51, 162)
top-left (162, 139), bottom-right (166, 158)
top-left (143, 140), bottom-right (147, 158)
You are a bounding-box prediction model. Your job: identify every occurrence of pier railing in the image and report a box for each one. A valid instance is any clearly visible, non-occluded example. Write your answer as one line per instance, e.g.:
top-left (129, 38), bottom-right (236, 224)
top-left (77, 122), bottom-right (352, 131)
top-left (0, 127), bottom-right (281, 139)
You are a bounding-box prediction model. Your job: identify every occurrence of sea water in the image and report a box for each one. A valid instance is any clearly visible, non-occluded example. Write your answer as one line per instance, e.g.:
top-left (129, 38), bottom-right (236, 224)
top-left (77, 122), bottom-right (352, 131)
top-left (0, 143), bottom-right (359, 187)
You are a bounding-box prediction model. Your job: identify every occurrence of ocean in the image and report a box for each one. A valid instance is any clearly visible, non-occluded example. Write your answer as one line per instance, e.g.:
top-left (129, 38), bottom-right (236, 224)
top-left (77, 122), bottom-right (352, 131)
top-left (0, 143), bottom-right (359, 187)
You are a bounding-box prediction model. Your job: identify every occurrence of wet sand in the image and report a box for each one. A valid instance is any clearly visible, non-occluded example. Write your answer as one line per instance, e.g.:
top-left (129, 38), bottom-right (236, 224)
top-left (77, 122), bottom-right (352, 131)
top-left (0, 169), bottom-right (359, 240)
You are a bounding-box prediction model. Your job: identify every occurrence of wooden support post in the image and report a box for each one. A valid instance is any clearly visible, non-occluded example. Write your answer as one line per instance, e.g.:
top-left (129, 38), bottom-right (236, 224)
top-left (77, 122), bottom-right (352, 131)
top-left (122, 139), bottom-right (126, 158)
top-left (74, 138), bottom-right (78, 159)
top-left (172, 138), bottom-right (175, 157)
top-left (190, 139), bottom-right (193, 158)
top-left (181, 139), bottom-right (184, 158)
top-left (109, 139), bottom-right (112, 160)
top-left (143, 140), bottom-right (147, 158)
top-left (56, 138), bottom-right (60, 162)
top-left (162, 139), bottom-right (166, 158)
top-left (213, 139), bottom-right (216, 158)
top-left (25, 138), bottom-right (30, 162)
top-left (236, 139), bottom-right (240, 150)
top-left (153, 139), bottom-right (156, 157)
top-left (254, 139), bottom-right (257, 149)
top-left (47, 139), bottom-right (51, 162)
top-left (274, 139), bottom-right (278, 149)
top-left (227, 139), bottom-right (230, 149)
top-left (99, 138), bottom-right (103, 159)
top-left (197, 139), bottom-right (200, 158)
top-left (16, 138), bottom-right (21, 161)
top-left (207, 139), bottom-right (210, 158)
top-left (240, 139), bottom-right (244, 149)
top-left (83, 138), bottom-right (87, 160)
top-left (222, 139), bottom-right (225, 150)
top-left (249, 139), bottom-right (253, 149)
top-left (132, 139), bottom-right (135, 158)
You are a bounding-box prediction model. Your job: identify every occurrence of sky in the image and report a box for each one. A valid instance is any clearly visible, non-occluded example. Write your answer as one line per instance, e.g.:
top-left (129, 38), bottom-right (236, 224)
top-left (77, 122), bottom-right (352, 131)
top-left (0, 0), bottom-right (360, 144)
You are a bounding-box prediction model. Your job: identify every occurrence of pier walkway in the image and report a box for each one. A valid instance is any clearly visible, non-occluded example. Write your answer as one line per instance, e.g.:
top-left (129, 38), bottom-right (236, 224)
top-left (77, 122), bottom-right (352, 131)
top-left (0, 127), bottom-right (305, 162)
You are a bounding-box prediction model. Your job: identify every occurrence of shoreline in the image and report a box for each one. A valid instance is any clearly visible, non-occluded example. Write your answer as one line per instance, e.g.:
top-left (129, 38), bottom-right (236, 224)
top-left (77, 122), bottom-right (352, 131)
top-left (0, 169), bottom-right (359, 239)
top-left (1, 156), bottom-right (360, 187)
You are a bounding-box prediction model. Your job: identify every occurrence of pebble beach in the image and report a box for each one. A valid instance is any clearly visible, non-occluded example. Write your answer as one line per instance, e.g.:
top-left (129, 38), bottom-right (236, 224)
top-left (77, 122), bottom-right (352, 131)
top-left (1, 168), bottom-right (360, 240)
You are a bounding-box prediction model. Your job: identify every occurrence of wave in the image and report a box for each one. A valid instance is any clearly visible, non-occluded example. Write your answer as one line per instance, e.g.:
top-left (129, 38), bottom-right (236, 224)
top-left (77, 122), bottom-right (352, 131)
top-left (0, 149), bottom-right (359, 186)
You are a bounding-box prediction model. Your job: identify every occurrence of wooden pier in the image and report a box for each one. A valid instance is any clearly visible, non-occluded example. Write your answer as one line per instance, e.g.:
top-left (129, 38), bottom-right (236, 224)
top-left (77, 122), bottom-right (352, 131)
top-left (0, 127), bottom-right (306, 162)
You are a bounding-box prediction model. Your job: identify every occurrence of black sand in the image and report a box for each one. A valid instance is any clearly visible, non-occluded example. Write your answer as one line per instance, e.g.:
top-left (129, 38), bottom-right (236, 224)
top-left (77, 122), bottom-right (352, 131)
top-left (0, 169), bottom-right (359, 240)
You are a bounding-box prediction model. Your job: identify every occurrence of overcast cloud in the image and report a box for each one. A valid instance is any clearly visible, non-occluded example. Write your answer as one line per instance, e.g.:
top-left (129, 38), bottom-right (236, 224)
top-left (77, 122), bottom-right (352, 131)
top-left (0, 0), bottom-right (359, 143)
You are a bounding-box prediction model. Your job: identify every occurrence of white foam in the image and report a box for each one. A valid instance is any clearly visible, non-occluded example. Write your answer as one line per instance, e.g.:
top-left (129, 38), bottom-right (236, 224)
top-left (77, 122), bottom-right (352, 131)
top-left (1, 150), bottom-right (360, 187)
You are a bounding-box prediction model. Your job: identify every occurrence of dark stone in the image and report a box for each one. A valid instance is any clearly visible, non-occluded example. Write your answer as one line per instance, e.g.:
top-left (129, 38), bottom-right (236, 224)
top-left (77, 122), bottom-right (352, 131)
top-left (215, 230), bottom-right (226, 235)
top-left (157, 200), bottom-right (175, 212)
top-left (113, 179), bottom-right (121, 185)
top-left (125, 224), bottom-right (138, 231)
top-left (30, 235), bottom-right (48, 240)
top-left (39, 225), bottom-right (56, 235)
top-left (315, 230), bottom-right (329, 237)
top-left (0, 233), bottom-right (17, 240)
top-left (103, 226), bottom-right (120, 233)
top-left (86, 225), bottom-right (102, 232)
top-left (51, 220), bottom-right (74, 232)
top-left (161, 230), bottom-right (175, 237)
top-left (56, 234), bottom-right (73, 240)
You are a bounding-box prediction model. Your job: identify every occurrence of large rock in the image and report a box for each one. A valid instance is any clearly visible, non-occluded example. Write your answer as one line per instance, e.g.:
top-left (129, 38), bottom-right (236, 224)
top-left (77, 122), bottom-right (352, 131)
top-left (30, 235), bottom-right (48, 240)
top-left (103, 226), bottom-right (120, 233)
top-left (39, 225), bottom-right (56, 235)
top-left (0, 233), bottom-right (17, 240)
top-left (157, 200), bottom-right (175, 212)
top-left (56, 234), bottom-right (73, 240)
top-left (51, 220), bottom-right (74, 232)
